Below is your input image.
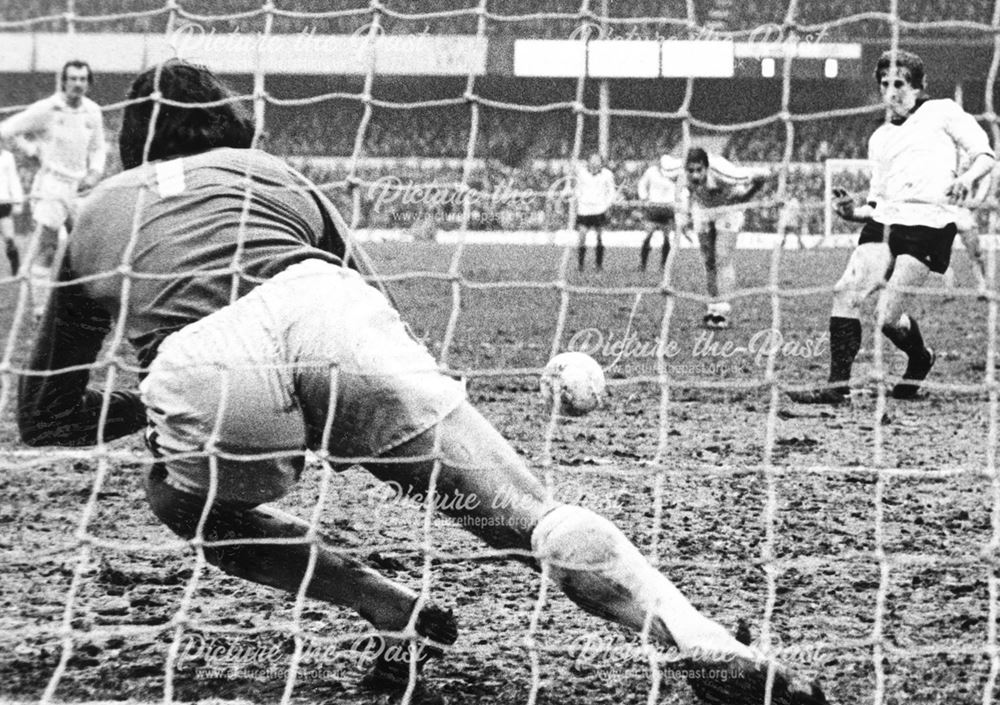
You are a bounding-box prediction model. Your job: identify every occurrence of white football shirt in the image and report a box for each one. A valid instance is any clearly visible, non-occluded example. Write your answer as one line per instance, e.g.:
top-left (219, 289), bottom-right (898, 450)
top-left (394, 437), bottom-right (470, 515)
top-left (638, 157), bottom-right (683, 205)
top-left (867, 98), bottom-right (994, 228)
top-left (0, 93), bottom-right (106, 182)
top-left (574, 166), bottom-right (617, 216)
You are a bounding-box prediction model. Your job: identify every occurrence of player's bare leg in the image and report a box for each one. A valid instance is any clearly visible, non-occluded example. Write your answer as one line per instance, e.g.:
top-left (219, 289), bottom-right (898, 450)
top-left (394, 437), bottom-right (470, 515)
top-left (698, 224), bottom-right (719, 327)
top-left (788, 241), bottom-right (892, 404)
top-left (22, 222), bottom-right (61, 317)
top-left (0, 216), bottom-right (19, 276)
top-left (878, 254), bottom-right (935, 399)
top-left (710, 224), bottom-right (738, 329)
top-left (144, 463), bottom-right (457, 685)
top-left (957, 226), bottom-right (987, 291)
top-left (698, 223), bottom-right (732, 329)
top-left (364, 401), bottom-right (827, 704)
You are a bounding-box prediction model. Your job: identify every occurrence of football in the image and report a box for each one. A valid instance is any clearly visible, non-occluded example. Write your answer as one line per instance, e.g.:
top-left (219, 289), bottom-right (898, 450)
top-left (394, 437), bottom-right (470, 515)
top-left (540, 352), bottom-right (606, 416)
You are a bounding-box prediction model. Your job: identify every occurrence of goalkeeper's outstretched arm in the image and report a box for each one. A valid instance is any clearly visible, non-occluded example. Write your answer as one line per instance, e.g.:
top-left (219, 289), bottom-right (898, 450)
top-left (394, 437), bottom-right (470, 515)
top-left (18, 259), bottom-right (146, 447)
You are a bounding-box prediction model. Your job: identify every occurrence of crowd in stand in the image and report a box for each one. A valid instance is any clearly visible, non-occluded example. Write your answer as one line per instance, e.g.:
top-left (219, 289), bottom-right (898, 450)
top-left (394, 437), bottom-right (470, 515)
top-left (3, 0), bottom-right (993, 234)
top-left (2, 0), bottom-right (994, 35)
top-left (264, 102), bottom-right (875, 164)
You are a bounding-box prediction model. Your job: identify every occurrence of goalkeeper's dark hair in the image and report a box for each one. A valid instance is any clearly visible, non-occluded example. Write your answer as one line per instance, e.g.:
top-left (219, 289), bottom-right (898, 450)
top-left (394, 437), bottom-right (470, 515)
top-left (119, 60), bottom-right (254, 170)
top-left (685, 147), bottom-right (709, 168)
top-left (874, 49), bottom-right (925, 89)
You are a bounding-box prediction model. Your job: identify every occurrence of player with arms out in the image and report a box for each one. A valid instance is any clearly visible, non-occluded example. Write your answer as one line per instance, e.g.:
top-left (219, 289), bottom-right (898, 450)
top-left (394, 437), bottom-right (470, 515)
top-left (0, 59), bottom-right (106, 315)
top-left (681, 148), bottom-right (769, 329)
top-left (789, 49), bottom-right (995, 404)
top-left (637, 154), bottom-right (683, 272)
top-left (0, 144), bottom-right (25, 275)
top-left (574, 152), bottom-right (617, 271)
top-left (18, 60), bottom-right (827, 705)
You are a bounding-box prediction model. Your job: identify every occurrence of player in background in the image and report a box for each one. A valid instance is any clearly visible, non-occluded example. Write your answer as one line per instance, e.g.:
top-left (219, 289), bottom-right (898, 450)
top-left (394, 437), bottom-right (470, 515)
top-left (0, 145), bottom-right (25, 275)
top-left (574, 153), bottom-right (617, 271)
top-left (942, 152), bottom-right (992, 293)
top-left (0, 59), bottom-right (106, 316)
top-left (789, 49), bottom-right (995, 404)
top-left (778, 195), bottom-right (809, 251)
top-left (681, 148), bottom-right (769, 329)
top-left (17, 60), bottom-right (826, 705)
top-left (637, 154), bottom-right (683, 271)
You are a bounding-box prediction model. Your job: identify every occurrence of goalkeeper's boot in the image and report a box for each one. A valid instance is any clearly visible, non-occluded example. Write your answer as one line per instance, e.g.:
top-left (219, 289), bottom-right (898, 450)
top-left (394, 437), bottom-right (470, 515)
top-left (686, 654), bottom-right (829, 705)
top-left (786, 383), bottom-right (849, 405)
top-left (891, 346), bottom-right (935, 399)
top-left (362, 602), bottom-right (458, 690)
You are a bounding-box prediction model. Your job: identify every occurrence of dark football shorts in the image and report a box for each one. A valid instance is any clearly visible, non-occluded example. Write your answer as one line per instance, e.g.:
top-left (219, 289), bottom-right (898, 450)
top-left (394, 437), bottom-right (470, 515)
top-left (644, 205), bottom-right (674, 226)
top-left (575, 212), bottom-right (608, 229)
top-left (0, 204), bottom-right (12, 219)
top-left (857, 220), bottom-right (886, 246)
top-left (887, 222), bottom-right (958, 274)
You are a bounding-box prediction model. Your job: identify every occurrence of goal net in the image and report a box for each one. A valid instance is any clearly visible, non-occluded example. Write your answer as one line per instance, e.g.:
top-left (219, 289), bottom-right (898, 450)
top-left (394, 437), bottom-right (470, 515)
top-left (1, 3), bottom-right (999, 705)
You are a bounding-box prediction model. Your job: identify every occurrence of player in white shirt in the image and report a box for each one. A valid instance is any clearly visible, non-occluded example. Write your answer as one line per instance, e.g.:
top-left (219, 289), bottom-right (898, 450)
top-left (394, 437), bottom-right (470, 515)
top-left (0, 60), bottom-right (106, 315)
top-left (574, 153), bottom-right (617, 271)
top-left (637, 154), bottom-right (683, 271)
top-left (0, 146), bottom-right (25, 275)
top-left (681, 148), bottom-right (768, 329)
top-left (789, 49), bottom-right (995, 404)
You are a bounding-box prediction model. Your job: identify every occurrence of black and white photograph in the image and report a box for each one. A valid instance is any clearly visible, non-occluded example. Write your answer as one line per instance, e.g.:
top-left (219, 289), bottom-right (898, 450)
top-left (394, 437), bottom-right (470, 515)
top-left (1, 2), bottom-right (998, 704)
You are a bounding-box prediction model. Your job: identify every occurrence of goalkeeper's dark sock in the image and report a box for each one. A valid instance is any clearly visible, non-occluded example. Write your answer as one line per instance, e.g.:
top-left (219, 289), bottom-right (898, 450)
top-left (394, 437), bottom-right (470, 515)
top-left (660, 242), bottom-right (670, 269)
top-left (640, 239), bottom-right (650, 270)
top-left (829, 316), bottom-right (861, 388)
top-left (577, 245), bottom-right (586, 271)
top-left (882, 314), bottom-right (925, 357)
top-left (595, 240), bottom-right (605, 270)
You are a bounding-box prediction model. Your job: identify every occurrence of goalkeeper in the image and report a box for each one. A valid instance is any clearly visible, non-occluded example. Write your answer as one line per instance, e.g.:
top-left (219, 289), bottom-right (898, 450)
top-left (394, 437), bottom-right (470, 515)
top-left (18, 60), bottom-right (826, 705)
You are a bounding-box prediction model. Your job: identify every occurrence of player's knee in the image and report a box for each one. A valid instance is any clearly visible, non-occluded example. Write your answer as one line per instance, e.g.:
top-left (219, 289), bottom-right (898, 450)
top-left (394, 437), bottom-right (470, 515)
top-left (145, 464), bottom-right (207, 540)
top-left (532, 504), bottom-right (629, 574)
top-left (830, 288), bottom-right (861, 319)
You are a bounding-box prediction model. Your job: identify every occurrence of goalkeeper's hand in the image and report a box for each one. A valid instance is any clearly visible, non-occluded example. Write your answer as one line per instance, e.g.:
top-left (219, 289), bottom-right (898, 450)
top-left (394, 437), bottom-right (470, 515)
top-left (685, 653), bottom-right (829, 705)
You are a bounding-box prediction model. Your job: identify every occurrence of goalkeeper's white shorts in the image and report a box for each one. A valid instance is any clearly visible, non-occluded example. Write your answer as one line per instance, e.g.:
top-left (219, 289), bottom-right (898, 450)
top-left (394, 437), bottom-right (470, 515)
top-left (140, 258), bottom-right (466, 505)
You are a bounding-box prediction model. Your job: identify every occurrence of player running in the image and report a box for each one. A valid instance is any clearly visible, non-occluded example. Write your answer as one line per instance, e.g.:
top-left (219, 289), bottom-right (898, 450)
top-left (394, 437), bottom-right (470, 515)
top-left (17, 60), bottom-right (827, 705)
top-left (681, 148), bottom-right (769, 329)
top-left (789, 49), bottom-right (995, 404)
top-left (574, 153), bottom-right (617, 271)
top-left (0, 59), bottom-right (106, 316)
top-left (637, 154), bottom-right (683, 271)
top-left (0, 145), bottom-right (24, 275)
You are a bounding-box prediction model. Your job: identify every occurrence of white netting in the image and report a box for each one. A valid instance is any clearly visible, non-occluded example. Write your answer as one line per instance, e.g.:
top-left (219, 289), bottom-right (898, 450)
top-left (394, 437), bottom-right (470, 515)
top-left (1, 2), bottom-right (1000, 705)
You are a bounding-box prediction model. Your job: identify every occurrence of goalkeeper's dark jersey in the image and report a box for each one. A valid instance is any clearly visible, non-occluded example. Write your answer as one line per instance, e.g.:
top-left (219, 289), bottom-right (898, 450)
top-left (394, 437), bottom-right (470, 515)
top-left (18, 147), bottom-right (350, 446)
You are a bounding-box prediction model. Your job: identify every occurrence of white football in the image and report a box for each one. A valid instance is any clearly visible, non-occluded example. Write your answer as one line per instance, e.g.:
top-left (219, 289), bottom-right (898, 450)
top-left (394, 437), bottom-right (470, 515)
top-left (540, 352), bottom-right (606, 416)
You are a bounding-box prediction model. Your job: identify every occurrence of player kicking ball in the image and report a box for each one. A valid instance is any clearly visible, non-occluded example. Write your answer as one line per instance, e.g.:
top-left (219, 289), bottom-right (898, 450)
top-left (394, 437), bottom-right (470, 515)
top-left (18, 60), bottom-right (827, 705)
top-left (789, 49), bottom-right (995, 405)
top-left (681, 148), bottom-right (769, 330)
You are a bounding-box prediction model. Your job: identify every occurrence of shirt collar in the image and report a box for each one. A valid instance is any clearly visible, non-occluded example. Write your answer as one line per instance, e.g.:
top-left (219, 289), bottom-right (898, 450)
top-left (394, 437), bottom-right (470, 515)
top-left (889, 92), bottom-right (930, 125)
